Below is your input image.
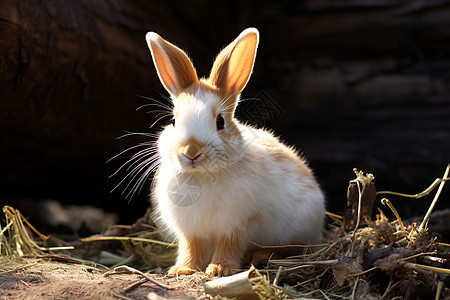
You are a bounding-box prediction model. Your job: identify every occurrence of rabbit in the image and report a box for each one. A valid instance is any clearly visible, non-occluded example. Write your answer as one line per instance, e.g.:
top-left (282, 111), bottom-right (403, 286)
top-left (145, 27), bottom-right (325, 276)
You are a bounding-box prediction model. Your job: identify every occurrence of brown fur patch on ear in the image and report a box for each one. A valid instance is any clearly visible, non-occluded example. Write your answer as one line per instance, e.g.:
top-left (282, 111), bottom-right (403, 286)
top-left (209, 56), bottom-right (240, 118)
top-left (209, 50), bottom-right (231, 96)
top-left (147, 32), bottom-right (198, 95)
top-left (226, 32), bottom-right (258, 92)
top-left (208, 28), bottom-right (259, 113)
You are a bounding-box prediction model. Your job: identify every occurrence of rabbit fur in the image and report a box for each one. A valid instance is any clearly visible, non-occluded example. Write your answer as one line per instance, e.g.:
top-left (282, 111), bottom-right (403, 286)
top-left (145, 28), bottom-right (325, 276)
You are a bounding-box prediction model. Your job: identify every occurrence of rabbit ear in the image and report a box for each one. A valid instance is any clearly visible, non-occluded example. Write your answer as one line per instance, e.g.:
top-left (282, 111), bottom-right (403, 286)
top-left (209, 28), bottom-right (259, 97)
top-left (146, 32), bottom-right (198, 96)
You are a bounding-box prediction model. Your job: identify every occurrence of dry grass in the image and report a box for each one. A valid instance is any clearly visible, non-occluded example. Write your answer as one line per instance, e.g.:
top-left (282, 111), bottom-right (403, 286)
top-left (262, 210), bottom-right (447, 299)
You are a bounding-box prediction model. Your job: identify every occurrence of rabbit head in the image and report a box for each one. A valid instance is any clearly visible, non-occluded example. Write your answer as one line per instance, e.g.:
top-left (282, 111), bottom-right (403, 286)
top-left (146, 28), bottom-right (259, 176)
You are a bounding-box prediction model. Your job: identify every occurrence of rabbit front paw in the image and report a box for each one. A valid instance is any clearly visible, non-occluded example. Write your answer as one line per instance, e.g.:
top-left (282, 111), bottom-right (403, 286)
top-left (205, 262), bottom-right (238, 276)
top-left (167, 264), bottom-right (196, 276)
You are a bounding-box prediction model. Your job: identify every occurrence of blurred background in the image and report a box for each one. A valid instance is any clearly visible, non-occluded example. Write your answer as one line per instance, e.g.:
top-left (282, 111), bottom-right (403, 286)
top-left (1, 1), bottom-right (449, 233)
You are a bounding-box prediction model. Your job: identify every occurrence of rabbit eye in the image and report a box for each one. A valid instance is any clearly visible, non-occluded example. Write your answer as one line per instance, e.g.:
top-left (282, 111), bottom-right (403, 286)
top-left (216, 114), bottom-right (225, 130)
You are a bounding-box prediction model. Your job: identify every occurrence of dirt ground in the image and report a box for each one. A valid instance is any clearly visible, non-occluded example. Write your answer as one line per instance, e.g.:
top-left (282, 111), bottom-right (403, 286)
top-left (0, 257), bottom-right (204, 300)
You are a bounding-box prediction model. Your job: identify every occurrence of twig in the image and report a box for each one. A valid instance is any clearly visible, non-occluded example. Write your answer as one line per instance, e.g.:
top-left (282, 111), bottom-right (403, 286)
top-left (380, 276), bottom-right (402, 300)
top-left (325, 211), bottom-right (343, 219)
top-left (20, 279), bottom-right (30, 287)
top-left (124, 278), bottom-right (148, 292)
top-left (318, 289), bottom-right (332, 300)
top-left (350, 277), bottom-right (360, 300)
top-left (350, 180), bottom-right (363, 257)
top-left (435, 280), bottom-right (444, 300)
top-left (400, 261), bottom-right (450, 275)
top-left (4, 206), bottom-right (50, 243)
top-left (377, 168), bottom-right (450, 199)
top-left (326, 211), bottom-right (344, 225)
top-left (41, 246), bottom-right (75, 251)
top-left (381, 198), bottom-right (405, 231)
top-left (273, 266), bottom-right (282, 286)
top-left (104, 265), bottom-right (174, 290)
top-left (400, 251), bottom-right (437, 262)
top-left (423, 256), bottom-right (446, 264)
top-left (0, 219), bottom-right (13, 236)
top-left (111, 291), bottom-right (133, 300)
top-left (269, 259), bottom-right (337, 266)
top-left (3, 206), bottom-right (43, 254)
top-left (418, 164), bottom-right (449, 232)
top-left (292, 267), bottom-right (331, 289)
top-left (81, 236), bottom-right (174, 247)
top-left (0, 219), bottom-right (13, 255)
top-left (251, 241), bottom-right (329, 248)
top-left (283, 264), bottom-right (314, 272)
top-left (0, 262), bottom-right (39, 274)
top-left (350, 266), bottom-right (380, 277)
top-left (350, 251), bottom-right (437, 278)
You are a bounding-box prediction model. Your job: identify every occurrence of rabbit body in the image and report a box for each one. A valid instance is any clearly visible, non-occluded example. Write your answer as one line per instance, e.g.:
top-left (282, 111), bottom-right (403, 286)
top-left (146, 28), bottom-right (325, 276)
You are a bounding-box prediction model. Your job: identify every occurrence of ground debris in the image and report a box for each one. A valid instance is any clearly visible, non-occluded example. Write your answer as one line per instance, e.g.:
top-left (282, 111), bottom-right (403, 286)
top-left (333, 256), bottom-right (362, 286)
top-left (261, 166), bottom-right (450, 299)
top-left (344, 169), bottom-right (376, 231)
top-left (1, 166), bottom-right (450, 299)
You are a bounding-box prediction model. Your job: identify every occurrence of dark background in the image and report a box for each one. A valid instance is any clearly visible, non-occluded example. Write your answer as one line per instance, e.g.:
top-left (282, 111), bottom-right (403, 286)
top-left (1, 1), bottom-right (449, 229)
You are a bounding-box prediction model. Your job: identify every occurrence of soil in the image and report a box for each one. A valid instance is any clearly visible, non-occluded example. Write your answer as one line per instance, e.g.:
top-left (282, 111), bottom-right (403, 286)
top-left (0, 257), bottom-right (203, 300)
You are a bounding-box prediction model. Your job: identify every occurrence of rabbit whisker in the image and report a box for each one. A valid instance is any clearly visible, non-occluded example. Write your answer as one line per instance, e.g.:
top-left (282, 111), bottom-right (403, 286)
top-left (218, 100), bottom-right (238, 114)
top-left (110, 148), bottom-right (154, 178)
top-left (122, 158), bottom-right (160, 199)
top-left (136, 103), bottom-right (170, 112)
top-left (137, 94), bottom-right (173, 110)
top-left (137, 102), bottom-right (172, 111)
top-left (147, 110), bottom-right (171, 116)
top-left (127, 146), bottom-right (157, 163)
top-left (126, 161), bottom-right (160, 199)
top-left (117, 131), bottom-right (157, 139)
top-left (150, 114), bottom-right (172, 129)
top-left (106, 142), bottom-right (152, 165)
top-left (239, 97), bottom-right (262, 103)
top-left (111, 153), bottom-right (160, 195)
top-left (157, 91), bottom-right (173, 104)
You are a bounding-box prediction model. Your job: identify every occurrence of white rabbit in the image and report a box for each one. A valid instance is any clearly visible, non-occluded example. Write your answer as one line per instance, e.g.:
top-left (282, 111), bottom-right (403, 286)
top-left (145, 28), bottom-right (325, 276)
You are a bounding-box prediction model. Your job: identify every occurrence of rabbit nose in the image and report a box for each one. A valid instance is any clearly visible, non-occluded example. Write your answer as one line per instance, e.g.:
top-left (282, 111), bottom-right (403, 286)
top-left (182, 138), bottom-right (202, 160)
